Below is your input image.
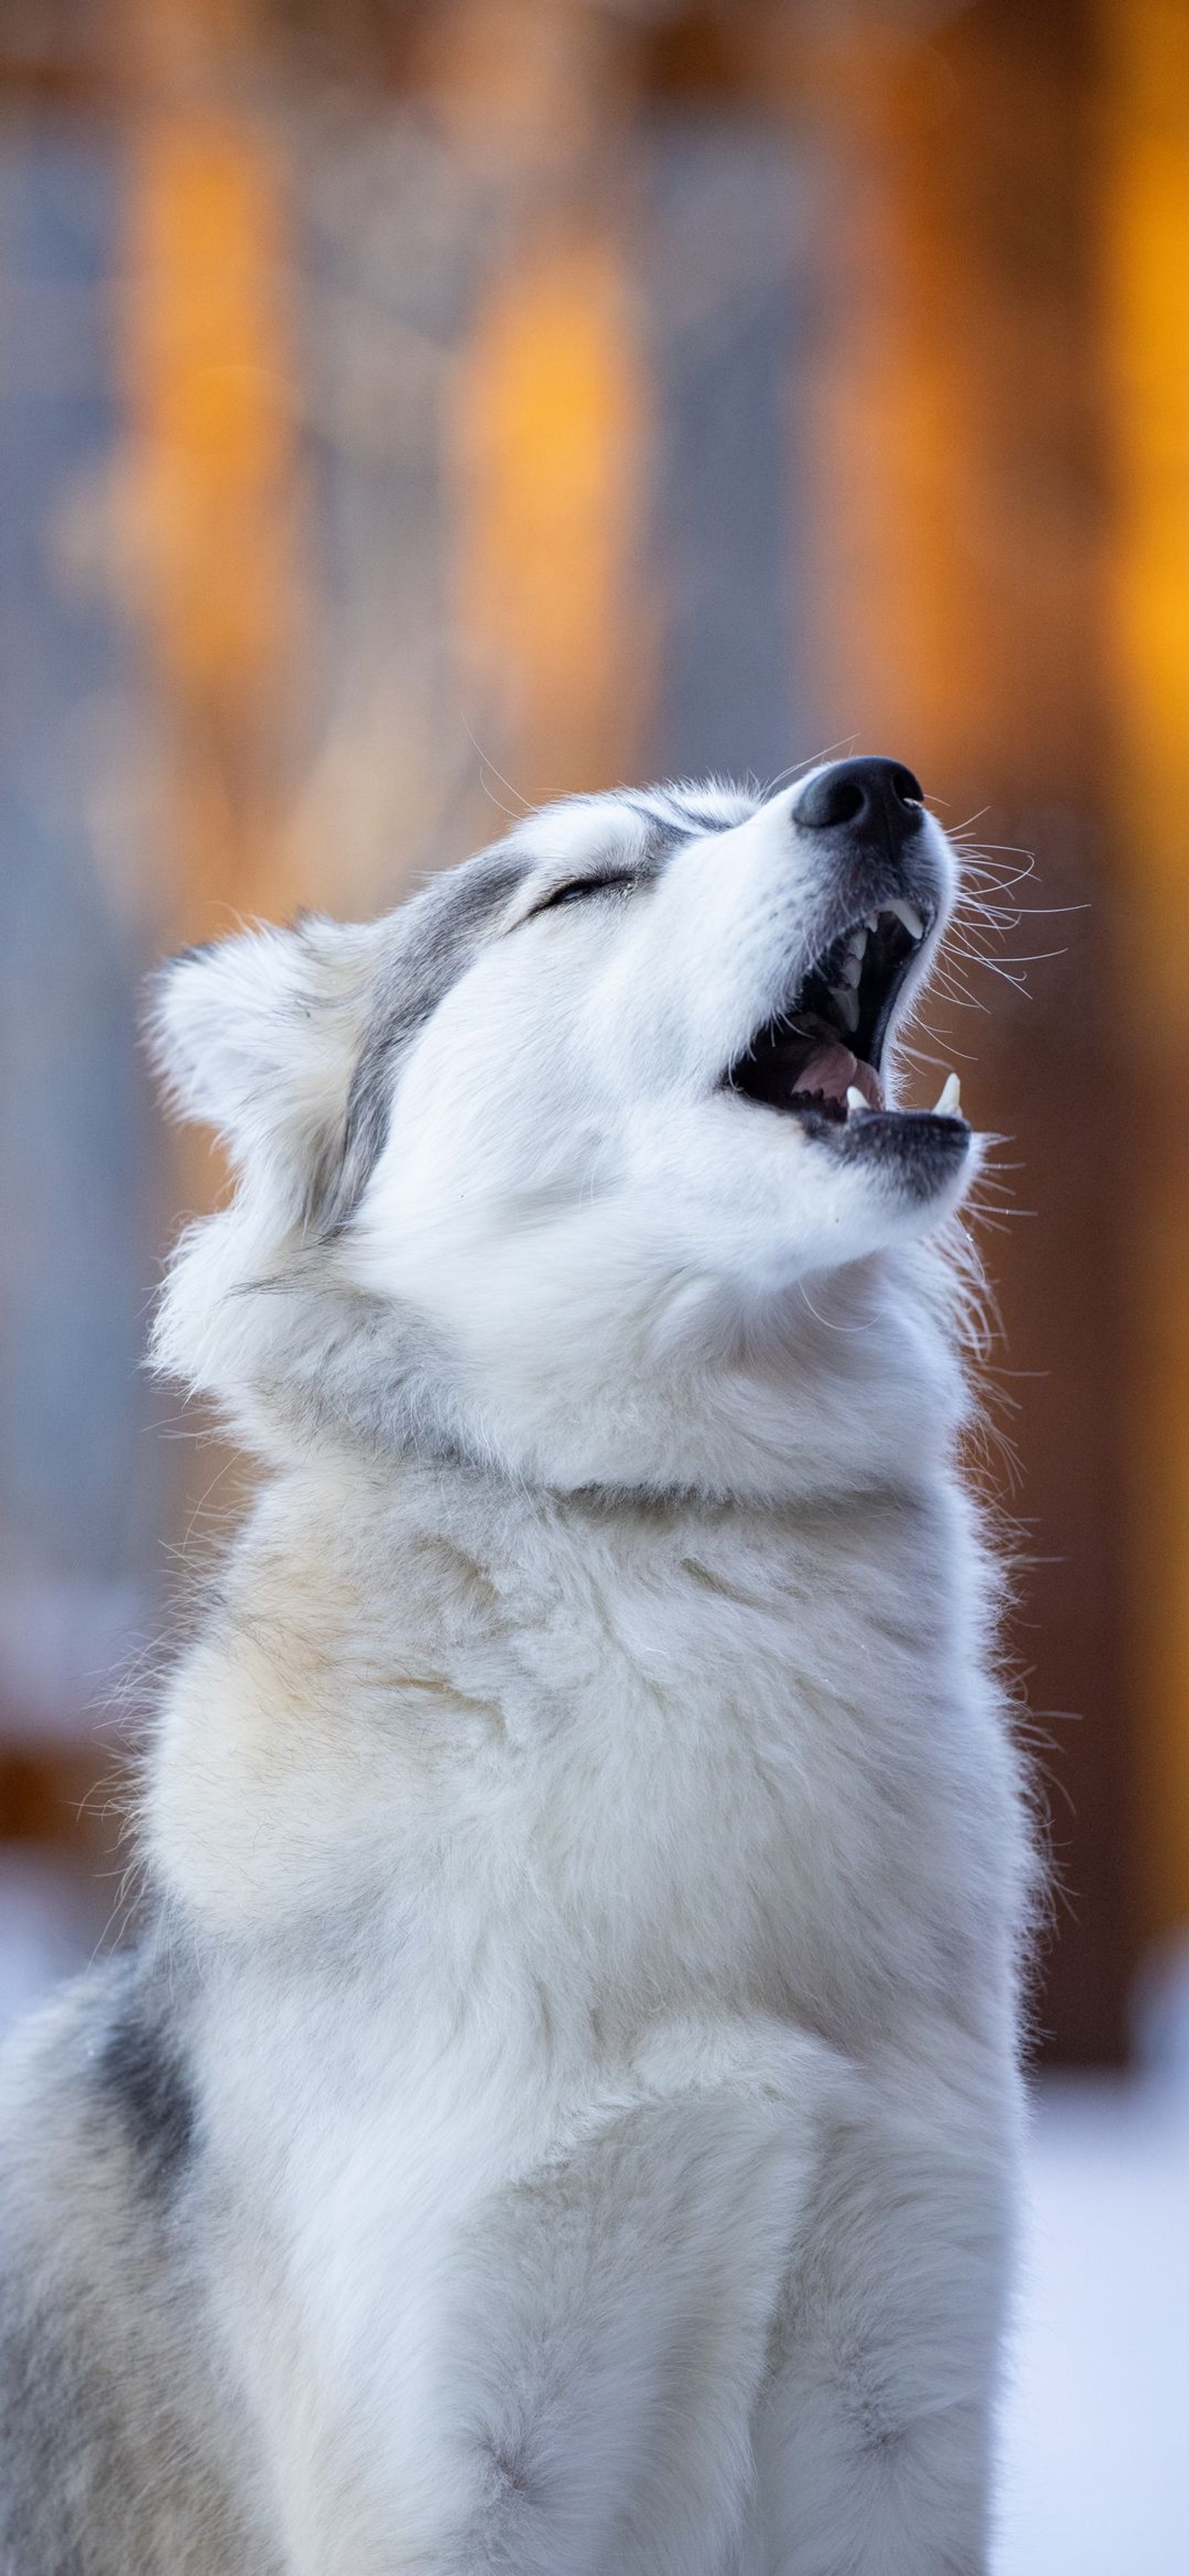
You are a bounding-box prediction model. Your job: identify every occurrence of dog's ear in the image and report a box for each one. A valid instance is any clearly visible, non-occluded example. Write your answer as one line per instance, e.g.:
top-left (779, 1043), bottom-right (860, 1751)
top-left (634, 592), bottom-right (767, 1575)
top-left (150, 916), bottom-right (383, 1223)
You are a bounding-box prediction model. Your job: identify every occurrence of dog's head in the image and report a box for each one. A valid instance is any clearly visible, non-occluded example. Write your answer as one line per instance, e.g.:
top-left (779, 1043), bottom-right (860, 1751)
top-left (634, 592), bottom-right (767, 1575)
top-left (152, 762), bottom-right (976, 1496)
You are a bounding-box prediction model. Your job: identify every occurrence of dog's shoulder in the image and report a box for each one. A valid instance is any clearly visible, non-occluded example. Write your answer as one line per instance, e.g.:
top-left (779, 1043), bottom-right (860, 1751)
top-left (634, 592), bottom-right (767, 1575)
top-left (0, 1941), bottom-right (279, 2575)
top-left (1, 1939), bottom-right (195, 2204)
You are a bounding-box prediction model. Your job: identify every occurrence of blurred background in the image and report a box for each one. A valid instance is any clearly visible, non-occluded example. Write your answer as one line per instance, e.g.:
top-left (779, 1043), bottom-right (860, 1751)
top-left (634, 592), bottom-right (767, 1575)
top-left (0, 0), bottom-right (1186, 2563)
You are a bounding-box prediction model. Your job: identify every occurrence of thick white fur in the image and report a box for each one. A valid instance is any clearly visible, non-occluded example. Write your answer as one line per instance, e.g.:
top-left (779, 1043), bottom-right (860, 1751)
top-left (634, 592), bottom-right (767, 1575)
top-left (141, 777), bottom-right (1029, 2574)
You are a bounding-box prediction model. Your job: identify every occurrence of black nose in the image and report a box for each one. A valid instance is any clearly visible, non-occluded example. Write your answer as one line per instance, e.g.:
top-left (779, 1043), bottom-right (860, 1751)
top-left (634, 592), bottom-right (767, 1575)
top-left (794, 756), bottom-right (925, 849)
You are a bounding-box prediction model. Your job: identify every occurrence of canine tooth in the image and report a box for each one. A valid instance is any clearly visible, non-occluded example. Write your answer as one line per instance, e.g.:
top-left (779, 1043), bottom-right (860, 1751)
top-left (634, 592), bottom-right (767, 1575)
top-left (933, 1071), bottom-right (962, 1116)
top-left (866, 914), bottom-right (879, 932)
top-left (887, 897), bottom-right (925, 941)
top-left (829, 985), bottom-right (859, 1033)
top-left (839, 952), bottom-right (863, 987)
top-left (845, 1086), bottom-right (868, 1115)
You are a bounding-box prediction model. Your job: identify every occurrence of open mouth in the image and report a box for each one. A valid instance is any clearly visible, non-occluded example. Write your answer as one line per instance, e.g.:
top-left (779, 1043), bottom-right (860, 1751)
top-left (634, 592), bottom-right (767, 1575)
top-left (723, 898), bottom-right (956, 1127)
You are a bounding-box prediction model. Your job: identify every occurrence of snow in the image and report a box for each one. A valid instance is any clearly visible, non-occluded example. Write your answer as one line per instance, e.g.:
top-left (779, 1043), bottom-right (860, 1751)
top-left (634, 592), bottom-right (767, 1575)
top-left (998, 2077), bottom-right (1189, 2575)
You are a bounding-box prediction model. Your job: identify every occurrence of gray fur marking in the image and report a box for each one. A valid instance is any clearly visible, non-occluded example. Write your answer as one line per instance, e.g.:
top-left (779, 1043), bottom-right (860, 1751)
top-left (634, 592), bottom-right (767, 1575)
top-left (94, 1962), bottom-right (196, 2195)
top-left (326, 788), bottom-right (754, 1228)
top-left (328, 849), bottom-right (531, 1226)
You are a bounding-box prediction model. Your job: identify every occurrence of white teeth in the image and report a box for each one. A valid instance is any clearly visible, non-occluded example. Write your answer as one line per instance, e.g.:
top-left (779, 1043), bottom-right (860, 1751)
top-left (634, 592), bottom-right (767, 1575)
top-left (846, 1086), bottom-right (869, 1115)
top-left (933, 1071), bottom-right (962, 1116)
top-left (830, 985), bottom-right (860, 1033)
top-left (866, 914), bottom-right (879, 933)
top-left (887, 897), bottom-right (926, 942)
top-left (839, 951), bottom-right (863, 987)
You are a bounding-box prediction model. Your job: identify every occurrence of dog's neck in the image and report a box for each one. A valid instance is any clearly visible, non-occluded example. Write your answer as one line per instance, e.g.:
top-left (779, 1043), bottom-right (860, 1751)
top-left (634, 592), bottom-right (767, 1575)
top-left (219, 1242), bottom-right (970, 1513)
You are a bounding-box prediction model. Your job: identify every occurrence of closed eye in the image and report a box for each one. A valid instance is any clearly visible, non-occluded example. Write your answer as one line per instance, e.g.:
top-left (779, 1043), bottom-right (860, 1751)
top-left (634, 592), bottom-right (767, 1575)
top-left (526, 870), bottom-right (639, 922)
top-left (527, 872), bottom-right (639, 919)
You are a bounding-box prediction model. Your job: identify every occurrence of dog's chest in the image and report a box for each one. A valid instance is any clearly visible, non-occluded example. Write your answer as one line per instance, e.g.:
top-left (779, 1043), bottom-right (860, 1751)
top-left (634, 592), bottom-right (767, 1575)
top-left (446, 1502), bottom-right (982, 2032)
top-left (158, 1479), bottom-right (999, 2050)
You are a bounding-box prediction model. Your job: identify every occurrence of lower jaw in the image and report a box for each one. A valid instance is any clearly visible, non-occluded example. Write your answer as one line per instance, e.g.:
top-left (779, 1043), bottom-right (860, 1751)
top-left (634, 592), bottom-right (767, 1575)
top-left (799, 1103), bottom-right (973, 1201)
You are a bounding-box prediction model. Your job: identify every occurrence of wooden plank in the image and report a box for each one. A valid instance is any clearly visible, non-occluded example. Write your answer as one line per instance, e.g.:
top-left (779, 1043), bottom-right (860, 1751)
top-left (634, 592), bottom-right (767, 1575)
top-left (0, 131), bottom-right (163, 1756)
top-left (119, 0), bottom-right (298, 935)
top-left (644, 118), bottom-right (816, 784)
top-left (1101, 0), bottom-right (1189, 1953)
top-left (439, 0), bottom-right (651, 809)
top-left (451, 233), bottom-right (649, 804)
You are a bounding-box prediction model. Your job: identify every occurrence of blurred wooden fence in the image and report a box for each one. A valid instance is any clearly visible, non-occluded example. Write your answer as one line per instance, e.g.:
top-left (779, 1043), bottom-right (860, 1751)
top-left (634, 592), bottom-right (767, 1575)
top-left (2, 0), bottom-right (1189, 2062)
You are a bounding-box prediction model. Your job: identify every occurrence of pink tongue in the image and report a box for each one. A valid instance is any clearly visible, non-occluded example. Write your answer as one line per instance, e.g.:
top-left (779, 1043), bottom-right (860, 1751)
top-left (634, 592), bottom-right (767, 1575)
top-left (795, 1043), bottom-right (884, 1109)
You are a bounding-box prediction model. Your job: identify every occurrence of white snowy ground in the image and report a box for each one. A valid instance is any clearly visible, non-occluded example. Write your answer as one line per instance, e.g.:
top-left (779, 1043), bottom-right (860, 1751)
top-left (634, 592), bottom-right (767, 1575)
top-left (1, 1855), bottom-right (1186, 2566)
top-left (997, 2076), bottom-right (1189, 2576)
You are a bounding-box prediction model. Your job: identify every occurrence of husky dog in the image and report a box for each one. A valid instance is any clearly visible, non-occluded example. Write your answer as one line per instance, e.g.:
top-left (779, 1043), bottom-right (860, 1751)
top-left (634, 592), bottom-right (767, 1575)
top-left (0, 759), bottom-right (1030, 2575)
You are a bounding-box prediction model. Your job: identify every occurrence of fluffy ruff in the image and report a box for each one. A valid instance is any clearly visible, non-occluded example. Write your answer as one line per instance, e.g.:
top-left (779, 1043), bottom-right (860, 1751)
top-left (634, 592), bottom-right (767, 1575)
top-left (0, 768), bottom-right (1031, 2575)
